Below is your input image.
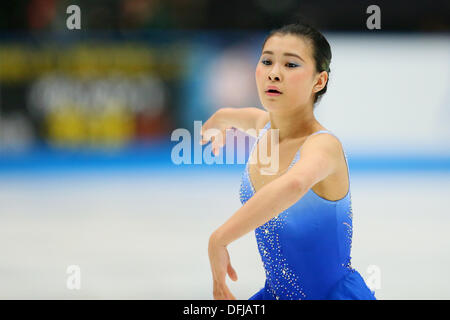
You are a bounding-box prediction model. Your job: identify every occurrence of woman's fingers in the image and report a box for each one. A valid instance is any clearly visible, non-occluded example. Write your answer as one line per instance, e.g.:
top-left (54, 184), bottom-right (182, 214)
top-left (200, 119), bottom-right (227, 155)
top-left (213, 277), bottom-right (236, 300)
top-left (211, 135), bottom-right (219, 155)
top-left (203, 130), bottom-right (225, 156)
top-left (214, 286), bottom-right (233, 300)
top-left (227, 263), bottom-right (238, 282)
top-left (213, 282), bottom-right (226, 300)
top-left (222, 282), bottom-right (236, 300)
top-left (200, 116), bottom-right (218, 145)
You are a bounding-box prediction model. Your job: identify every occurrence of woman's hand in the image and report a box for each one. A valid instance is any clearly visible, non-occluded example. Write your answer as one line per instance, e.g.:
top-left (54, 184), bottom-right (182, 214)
top-left (200, 109), bottom-right (232, 156)
top-left (208, 234), bottom-right (238, 300)
top-left (200, 107), bottom-right (268, 156)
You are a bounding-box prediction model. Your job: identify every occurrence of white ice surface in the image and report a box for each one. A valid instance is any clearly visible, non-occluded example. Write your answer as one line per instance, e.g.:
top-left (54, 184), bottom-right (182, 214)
top-left (0, 169), bottom-right (449, 299)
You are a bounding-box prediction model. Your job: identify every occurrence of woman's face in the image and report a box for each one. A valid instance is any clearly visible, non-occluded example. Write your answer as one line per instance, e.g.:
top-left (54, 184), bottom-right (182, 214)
top-left (255, 34), bottom-right (325, 112)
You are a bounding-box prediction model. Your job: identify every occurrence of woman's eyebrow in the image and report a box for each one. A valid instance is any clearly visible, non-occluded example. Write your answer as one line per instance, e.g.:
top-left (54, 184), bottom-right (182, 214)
top-left (262, 50), bottom-right (305, 63)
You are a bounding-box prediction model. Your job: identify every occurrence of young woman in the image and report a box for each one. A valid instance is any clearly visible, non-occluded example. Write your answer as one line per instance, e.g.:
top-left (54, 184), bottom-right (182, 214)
top-left (202, 22), bottom-right (376, 300)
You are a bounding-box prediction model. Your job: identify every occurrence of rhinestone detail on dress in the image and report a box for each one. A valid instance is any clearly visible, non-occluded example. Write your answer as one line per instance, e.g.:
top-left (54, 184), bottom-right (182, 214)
top-left (241, 162), bottom-right (307, 300)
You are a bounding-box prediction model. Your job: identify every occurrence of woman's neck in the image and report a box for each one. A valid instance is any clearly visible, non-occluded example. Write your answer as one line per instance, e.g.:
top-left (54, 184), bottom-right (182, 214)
top-left (268, 106), bottom-right (321, 142)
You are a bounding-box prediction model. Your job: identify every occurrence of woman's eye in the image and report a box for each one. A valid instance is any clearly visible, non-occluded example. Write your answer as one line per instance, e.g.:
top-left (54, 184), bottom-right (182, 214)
top-left (261, 60), bottom-right (299, 68)
top-left (286, 63), bottom-right (299, 68)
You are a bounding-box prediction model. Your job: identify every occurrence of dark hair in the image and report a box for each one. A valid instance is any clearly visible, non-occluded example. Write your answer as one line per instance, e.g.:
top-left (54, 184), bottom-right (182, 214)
top-left (262, 22), bottom-right (332, 105)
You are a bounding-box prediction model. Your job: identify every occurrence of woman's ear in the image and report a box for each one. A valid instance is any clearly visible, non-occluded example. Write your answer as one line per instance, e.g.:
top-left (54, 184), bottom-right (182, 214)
top-left (313, 71), bottom-right (328, 92)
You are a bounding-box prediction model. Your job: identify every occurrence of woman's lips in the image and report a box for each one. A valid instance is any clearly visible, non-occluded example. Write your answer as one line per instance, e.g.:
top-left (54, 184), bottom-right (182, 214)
top-left (265, 91), bottom-right (282, 96)
top-left (265, 86), bottom-right (282, 96)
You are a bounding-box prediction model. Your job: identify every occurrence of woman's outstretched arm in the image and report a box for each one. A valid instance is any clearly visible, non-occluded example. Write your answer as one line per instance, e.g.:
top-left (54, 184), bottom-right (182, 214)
top-left (209, 132), bottom-right (341, 247)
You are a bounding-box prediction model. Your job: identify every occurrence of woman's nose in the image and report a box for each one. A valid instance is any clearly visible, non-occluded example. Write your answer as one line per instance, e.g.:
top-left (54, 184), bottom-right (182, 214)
top-left (268, 66), bottom-right (281, 81)
top-left (268, 73), bottom-right (280, 81)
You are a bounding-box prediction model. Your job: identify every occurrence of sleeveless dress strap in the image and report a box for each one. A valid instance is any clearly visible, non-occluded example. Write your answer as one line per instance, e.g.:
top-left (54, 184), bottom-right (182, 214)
top-left (307, 130), bottom-right (338, 139)
top-left (250, 120), bottom-right (271, 154)
top-left (260, 121), bottom-right (271, 138)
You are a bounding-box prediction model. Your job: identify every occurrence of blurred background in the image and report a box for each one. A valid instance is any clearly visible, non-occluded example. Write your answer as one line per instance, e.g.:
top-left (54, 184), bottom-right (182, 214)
top-left (0, 0), bottom-right (449, 299)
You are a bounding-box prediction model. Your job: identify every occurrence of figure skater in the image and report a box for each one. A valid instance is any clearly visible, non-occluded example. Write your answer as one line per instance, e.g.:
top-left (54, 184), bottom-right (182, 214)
top-left (201, 22), bottom-right (376, 300)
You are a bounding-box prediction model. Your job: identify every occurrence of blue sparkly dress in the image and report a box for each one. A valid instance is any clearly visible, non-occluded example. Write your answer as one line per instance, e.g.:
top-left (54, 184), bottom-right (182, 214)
top-left (240, 121), bottom-right (376, 300)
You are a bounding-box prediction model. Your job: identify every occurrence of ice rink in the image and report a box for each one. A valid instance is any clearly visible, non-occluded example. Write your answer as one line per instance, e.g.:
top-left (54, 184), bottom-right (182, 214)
top-left (1, 168), bottom-right (449, 299)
